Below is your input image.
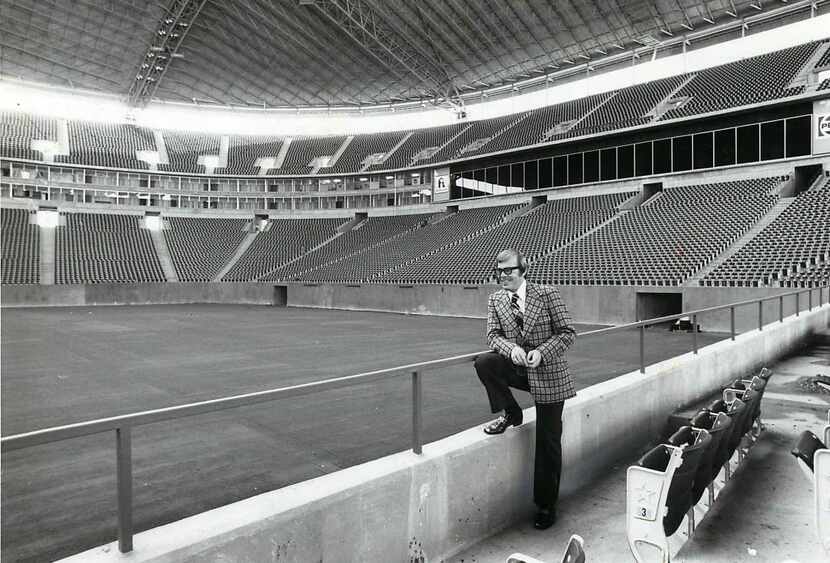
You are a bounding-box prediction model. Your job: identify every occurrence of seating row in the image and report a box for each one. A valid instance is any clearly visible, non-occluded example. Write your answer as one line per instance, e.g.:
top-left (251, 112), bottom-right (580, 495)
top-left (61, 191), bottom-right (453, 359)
top-left (1, 208), bottom-right (39, 284)
top-left (4, 42), bottom-right (825, 175)
top-left (626, 367), bottom-right (772, 562)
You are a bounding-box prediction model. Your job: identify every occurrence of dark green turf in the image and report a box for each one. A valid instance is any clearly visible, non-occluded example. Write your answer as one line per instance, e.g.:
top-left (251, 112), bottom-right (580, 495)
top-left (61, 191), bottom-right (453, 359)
top-left (1, 304), bottom-right (726, 562)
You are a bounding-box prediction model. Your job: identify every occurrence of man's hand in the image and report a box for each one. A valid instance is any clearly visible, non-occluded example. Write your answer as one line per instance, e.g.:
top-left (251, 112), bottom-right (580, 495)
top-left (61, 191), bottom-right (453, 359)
top-left (510, 345), bottom-right (528, 366)
top-left (526, 349), bottom-right (542, 368)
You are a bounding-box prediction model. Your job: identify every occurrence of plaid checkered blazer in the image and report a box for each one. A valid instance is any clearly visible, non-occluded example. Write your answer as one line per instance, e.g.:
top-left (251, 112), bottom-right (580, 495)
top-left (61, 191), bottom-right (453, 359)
top-left (487, 282), bottom-right (577, 404)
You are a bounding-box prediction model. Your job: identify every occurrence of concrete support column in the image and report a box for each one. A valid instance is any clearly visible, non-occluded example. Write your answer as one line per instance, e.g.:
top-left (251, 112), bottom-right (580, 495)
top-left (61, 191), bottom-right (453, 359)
top-left (39, 225), bottom-right (55, 285)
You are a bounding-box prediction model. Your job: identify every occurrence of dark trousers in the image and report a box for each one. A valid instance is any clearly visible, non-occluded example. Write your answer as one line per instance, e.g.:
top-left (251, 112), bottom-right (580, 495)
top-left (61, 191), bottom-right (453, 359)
top-left (475, 351), bottom-right (564, 511)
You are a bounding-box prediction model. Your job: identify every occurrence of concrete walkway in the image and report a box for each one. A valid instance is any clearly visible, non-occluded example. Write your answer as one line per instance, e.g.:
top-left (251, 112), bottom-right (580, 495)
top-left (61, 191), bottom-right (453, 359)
top-left (450, 336), bottom-right (830, 563)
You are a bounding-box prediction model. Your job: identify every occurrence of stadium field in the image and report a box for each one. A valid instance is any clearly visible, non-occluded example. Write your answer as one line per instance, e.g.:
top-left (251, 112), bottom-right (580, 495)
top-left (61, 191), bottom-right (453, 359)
top-left (1, 304), bottom-right (727, 562)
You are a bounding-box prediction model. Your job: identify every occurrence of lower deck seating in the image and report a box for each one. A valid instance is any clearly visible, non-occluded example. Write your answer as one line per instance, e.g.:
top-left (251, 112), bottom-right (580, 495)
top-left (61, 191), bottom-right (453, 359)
top-left (222, 217), bottom-right (344, 281)
top-left (626, 367), bottom-right (772, 562)
top-left (55, 212), bottom-right (165, 284)
top-left (1, 208), bottom-right (39, 284)
top-left (533, 178), bottom-right (781, 286)
top-left (164, 217), bottom-right (248, 282)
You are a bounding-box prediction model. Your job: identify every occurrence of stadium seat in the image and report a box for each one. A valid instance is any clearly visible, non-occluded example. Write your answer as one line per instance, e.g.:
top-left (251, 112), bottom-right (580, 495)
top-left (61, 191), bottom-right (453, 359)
top-left (790, 413), bottom-right (830, 558)
top-left (707, 398), bottom-right (749, 471)
top-left (663, 426), bottom-right (712, 536)
top-left (506, 533), bottom-right (586, 563)
top-left (689, 410), bottom-right (732, 488)
top-left (626, 444), bottom-right (685, 562)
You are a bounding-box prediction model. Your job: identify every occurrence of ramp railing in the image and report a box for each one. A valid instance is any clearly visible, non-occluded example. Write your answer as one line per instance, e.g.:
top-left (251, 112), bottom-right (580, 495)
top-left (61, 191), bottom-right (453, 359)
top-left (2, 285), bottom-right (828, 554)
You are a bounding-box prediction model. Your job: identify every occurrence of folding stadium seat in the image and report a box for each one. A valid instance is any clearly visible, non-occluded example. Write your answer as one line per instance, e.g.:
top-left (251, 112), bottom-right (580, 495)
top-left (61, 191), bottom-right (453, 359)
top-left (707, 398), bottom-right (749, 474)
top-left (663, 426), bottom-right (712, 536)
top-left (790, 414), bottom-right (830, 558)
top-left (506, 534), bottom-right (585, 563)
top-left (626, 444), bottom-right (685, 562)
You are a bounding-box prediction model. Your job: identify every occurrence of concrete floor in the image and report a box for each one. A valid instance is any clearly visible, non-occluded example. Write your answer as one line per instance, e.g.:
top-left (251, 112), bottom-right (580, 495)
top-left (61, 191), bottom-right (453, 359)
top-left (449, 335), bottom-right (830, 563)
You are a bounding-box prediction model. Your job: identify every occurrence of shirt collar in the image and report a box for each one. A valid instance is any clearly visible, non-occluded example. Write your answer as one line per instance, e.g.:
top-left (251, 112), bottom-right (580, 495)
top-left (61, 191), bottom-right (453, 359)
top-left (514, 279), bottom-right (527, 304)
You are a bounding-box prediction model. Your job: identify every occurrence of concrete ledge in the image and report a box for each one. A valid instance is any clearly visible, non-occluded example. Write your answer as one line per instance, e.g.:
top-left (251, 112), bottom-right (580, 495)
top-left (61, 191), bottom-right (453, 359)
top-left (59, 304), bottom-right (829, 563)
top-left (1, 283), bottom-right (281, 307)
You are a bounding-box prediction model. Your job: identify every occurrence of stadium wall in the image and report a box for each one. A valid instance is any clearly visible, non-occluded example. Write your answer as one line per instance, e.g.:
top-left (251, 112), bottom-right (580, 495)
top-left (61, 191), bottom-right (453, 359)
top-left (287, 283), bottom-right (642, 324)
top-left (0, 283), bottom-right (281, 307)
top-left (61, 303), bottom-right (830, 563)
top-left (286, 283), bottom-right (818, 330)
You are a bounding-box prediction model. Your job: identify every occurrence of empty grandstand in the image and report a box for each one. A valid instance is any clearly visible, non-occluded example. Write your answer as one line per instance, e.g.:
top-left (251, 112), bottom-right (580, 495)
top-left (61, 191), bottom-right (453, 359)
top-left (55, 212), bottom-right (165, 284)
top-left (1, 207), bottom-right (39, 284)
top-left (2, 2), bottom-right (830, 562)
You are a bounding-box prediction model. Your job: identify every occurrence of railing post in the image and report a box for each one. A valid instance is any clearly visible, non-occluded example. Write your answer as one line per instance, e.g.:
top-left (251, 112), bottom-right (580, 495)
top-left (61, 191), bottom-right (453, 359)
top-left (411, 370), bottom-right (422, 455)
top-left (639, 324), bottom-right (645, 374)
top-left (779, 295), bottom-right (784, 323)
top-left (692, 314), bottom-right (698, 354)
top-left (116, 426), bottom-right (133, 553)
top-left (730, 307), bottom-right (735, 340)
top-left (796, 291), bottom-right (800, 316)
top-left (758, 300), bottom-right (763, 331)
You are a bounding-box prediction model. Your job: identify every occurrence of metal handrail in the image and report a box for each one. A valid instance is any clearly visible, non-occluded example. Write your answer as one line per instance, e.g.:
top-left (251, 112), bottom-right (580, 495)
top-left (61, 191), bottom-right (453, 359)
top-left (2, 284), bottom-right (827, 553)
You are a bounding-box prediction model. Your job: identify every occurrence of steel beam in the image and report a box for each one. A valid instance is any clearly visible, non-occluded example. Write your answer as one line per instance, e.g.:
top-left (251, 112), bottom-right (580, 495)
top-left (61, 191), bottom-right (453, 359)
top-left (128, 0), bottom-right (207, 107)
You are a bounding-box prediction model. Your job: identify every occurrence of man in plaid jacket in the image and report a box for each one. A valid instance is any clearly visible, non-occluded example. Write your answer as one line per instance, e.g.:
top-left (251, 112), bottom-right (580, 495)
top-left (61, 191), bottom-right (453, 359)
top-left (475, 248), bottom-right (576, 530)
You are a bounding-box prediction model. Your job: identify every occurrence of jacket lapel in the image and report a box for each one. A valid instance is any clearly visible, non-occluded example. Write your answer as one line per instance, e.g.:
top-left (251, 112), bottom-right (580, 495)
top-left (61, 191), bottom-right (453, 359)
top-left (522, 283), bottom-right (542, 336)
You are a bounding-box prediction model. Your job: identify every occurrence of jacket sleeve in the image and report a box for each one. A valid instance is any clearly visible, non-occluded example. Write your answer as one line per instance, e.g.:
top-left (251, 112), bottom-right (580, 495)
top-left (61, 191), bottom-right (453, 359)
top-left (535, 287), bottom-right (576, 364)
top-left (486, 294), bottom-right (517, 358)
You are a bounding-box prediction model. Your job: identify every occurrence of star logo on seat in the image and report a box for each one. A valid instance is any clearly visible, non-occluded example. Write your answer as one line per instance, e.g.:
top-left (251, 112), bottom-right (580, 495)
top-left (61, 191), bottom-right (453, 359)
top-left (635, 481), bottom-right (658, 507)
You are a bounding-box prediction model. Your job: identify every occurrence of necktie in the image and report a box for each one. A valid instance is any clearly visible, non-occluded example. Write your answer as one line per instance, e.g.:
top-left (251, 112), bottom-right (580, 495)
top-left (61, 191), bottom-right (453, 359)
top-left (511, 293), bottom-right (523, 330)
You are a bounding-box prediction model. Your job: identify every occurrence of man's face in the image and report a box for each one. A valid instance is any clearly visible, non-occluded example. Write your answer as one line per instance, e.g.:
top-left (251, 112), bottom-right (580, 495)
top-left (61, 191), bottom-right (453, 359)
top-left (496, 257), bottom-right (524, 292)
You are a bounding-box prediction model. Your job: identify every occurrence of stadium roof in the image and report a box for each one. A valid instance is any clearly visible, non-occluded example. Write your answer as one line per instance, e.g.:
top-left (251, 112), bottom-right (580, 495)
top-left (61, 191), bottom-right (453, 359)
top-left (0, 0), bottom-right (826, 111)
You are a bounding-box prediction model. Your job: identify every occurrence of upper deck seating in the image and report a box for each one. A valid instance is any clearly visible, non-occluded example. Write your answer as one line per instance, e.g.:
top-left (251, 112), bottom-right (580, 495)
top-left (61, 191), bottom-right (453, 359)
top-left (661, 41), bottom-right (821, 120)
top-left (0, 112), bottom-right (59, 161)
top-left (295, 205), bottom-right (519, 282)
top-left (164, 216), bottom-right (248, 282)
top-left (222, 217), bottom-right (344, 281)
top-left (55, 212), bottom-right (165, 284)
top-left (223, 135), bottom-right (284, 175)
top-left (417, 114), bottom-right (529, 165)
top-left (567, 75), bottom-right (688, 138)
top-left (513, 92), bottom-right (614, 146)
top-left (58, 121), bottom-right (156, 170)
top-left (1, 208), bottom-right (40, 284)
top-left (327, 131), bottom-right (407, 174)
top-left (278, 136), bottom-right (347, 175)
top-left (263, 213), bottom-right (434, 281)
top-left (159, 130), bottom-right (221, 173)
top-left (380, 192), bottom-right (633, 285)
top-left (369, 123), bottom-right (467, 170)
top-left (531, 178), bottom-right (780, 286)
top-left (704, 177), bottom-right (830, 287)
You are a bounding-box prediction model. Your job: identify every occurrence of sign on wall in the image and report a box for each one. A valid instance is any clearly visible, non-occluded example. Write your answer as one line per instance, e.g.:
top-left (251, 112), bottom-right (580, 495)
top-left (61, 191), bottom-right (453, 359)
top-left (813, 99), bottom-right (830, 154)
top-left (433, 167), bottom-right (450, 202)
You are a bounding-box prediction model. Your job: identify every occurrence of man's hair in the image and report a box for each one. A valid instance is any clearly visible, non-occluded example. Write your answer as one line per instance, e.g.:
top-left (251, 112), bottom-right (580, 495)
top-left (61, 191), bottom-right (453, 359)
top-left (496, 249), bottom-right (528, 274)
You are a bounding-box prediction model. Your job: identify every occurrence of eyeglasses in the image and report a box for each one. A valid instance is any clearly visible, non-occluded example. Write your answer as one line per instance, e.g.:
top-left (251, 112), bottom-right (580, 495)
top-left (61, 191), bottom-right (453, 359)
top-left (493, 266), bottom-right (521, 276)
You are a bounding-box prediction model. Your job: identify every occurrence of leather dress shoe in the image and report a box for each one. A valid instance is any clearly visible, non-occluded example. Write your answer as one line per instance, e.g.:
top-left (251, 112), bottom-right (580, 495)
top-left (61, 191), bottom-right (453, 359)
top-left (483, 412), bottom-right (522, 435)
top-left (534, 509), bottom-right (557, 530)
